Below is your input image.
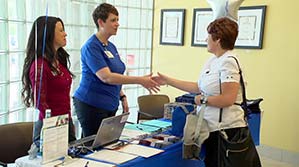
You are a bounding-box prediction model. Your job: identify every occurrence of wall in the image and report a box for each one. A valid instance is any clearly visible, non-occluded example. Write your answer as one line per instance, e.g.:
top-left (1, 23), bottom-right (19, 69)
top-left (152, 0), bottom-right (299, 153)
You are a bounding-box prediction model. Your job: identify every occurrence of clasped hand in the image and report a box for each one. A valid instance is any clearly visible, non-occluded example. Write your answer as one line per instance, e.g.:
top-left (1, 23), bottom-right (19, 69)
top-left (141, 73), bottom-right (160, 93)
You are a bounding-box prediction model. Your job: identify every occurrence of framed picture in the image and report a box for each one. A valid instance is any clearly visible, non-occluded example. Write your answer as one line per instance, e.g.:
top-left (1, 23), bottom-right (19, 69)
top-left (191, 6), bottom-right (267, 49)
top-left (236, 6), bottom-right (267, 49)
top-left (191, 8), bottom-right (213, 47)
top-left (160, 9), bottom-right (185, 46)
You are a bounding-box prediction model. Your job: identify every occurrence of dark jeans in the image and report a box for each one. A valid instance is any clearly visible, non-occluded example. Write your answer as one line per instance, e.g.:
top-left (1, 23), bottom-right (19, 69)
top-left (73, 97), bottom-right (117, 137)
top-left (33, 119), bottom-right (76, 148)
top-left (203, 127), bottom-right (246, 167)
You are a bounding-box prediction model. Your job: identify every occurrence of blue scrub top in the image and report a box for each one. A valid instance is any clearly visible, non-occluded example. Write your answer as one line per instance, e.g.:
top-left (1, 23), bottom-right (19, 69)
top-left (74, 34), bottom-right (126, 111)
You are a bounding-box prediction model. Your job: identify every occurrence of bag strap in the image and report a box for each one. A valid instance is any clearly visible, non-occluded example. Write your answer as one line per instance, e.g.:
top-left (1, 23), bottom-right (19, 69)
top-left (194, 103), bottom-right (207, 140)
top-left (218, 72), bottom-right (223, 123)
top-left (176, 102), bottom-right (205, 141)
top-left (228, 56), bottom-right (248, 117)
top-left (218, 56), bottom-right (248, 123)
top-left (174, 103), bottom-right (196, 114)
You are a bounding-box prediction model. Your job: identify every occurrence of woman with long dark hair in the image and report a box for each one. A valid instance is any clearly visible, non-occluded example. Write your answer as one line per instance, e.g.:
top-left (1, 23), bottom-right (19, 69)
top-left (21, 16), bottom-right (76, 152)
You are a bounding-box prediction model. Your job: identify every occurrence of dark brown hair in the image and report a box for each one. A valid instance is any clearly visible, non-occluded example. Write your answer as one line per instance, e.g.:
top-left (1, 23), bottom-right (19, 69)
top-left (92, 3), bottom-right (119, 30)
top-left (207, 17), bottom-right (238, 50)
top-left (21, 16), bottom-right (73, 107)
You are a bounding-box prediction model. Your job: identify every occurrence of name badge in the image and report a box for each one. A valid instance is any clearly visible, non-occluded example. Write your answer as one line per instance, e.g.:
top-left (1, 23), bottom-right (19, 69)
top-left (104, 51), bottom-right (114, 58)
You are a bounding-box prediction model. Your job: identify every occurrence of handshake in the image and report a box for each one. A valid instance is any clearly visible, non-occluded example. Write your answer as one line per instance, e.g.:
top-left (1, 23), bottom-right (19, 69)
top-left (140, 72), bottom-right (170, 94)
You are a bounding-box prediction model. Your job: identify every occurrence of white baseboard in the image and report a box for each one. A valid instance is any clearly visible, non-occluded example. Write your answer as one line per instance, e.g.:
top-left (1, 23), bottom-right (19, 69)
top-left (257, 145), bottom-right (299, 166)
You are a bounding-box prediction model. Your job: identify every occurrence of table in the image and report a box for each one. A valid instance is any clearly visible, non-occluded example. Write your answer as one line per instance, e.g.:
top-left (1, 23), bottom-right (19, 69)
top-left (84, 142), bottom-right (204, 167)
top-left (15, 142), bottom-right (205, 167)
top-left (120, 142), bottom-right (204, 167)
top-left (15, 156), bottom-right (62, 167)
top-left (15, 114), bottom-right (260, 167)
top-left (119, 119), bottom-right (205, 166)
top-left (15, 120), bottom-right (205, 167)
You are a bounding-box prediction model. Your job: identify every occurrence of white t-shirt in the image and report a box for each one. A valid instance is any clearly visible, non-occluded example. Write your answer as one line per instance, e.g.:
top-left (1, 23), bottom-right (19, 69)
top-left (197, 51), bottom-right (247, 132)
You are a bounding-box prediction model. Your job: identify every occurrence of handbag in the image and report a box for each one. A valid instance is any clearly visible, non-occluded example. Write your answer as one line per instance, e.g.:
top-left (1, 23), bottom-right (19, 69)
top-left (183, 103), bottom-right (209, 159)
top-left (169, 103), bottom-right (195, 137)
top-left (244, 98), bottom-right (263, 114)
top-left (175, 93), bottom-right (197, 104)
top-left (218, 128), bottom-right (261, 167)
top-left (217, 56), bottom-right (261, 167)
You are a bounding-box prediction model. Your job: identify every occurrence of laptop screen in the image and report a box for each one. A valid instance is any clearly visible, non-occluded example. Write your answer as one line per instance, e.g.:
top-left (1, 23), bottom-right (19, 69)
top-left (91, 112), bottom-right (129, 149)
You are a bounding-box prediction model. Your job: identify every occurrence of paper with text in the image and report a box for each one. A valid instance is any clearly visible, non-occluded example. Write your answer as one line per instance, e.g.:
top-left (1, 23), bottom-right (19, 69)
top-left (117, 144), bottom-right (164, 158)
top-left (57, 158), bottom-right (116, 167)
top-left (42, 114), bottom-right (68, 164)
top-left (87, 149), bottom-right (138, 164)
top-left (120, 128), bottom-right (150, 139)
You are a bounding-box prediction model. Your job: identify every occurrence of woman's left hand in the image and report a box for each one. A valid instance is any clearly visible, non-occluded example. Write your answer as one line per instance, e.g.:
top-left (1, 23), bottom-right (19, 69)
top-left (194, 95), bottom-right (201, 105)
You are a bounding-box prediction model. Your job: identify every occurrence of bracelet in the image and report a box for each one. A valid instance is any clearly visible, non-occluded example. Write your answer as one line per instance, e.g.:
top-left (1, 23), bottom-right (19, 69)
top-left (120, 95), bottom-right (126, 101)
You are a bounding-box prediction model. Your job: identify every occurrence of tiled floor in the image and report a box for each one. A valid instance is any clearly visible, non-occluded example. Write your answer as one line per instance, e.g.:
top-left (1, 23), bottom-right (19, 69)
top-left (261, 156), bottom-right (296, 167)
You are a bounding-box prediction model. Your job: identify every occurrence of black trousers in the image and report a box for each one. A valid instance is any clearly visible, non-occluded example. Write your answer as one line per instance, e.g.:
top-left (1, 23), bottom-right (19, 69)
top-left (73, 97), bottom-right (117, 137)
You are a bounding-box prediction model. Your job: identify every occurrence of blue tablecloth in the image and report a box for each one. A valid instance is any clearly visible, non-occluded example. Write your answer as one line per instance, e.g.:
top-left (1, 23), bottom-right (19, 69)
top-left (84, 141), bottom-right (204, 167)
top-left (119, 142), bottom-right (204, 167)
top-left (82, 114), bottom-right (261, 167)
top-left (248, 113), bottom-right (261, 145)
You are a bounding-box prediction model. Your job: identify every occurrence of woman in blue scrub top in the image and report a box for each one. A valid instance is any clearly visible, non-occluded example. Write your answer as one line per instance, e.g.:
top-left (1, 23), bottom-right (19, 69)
top-left (73, 3), bottom-right (160, 137)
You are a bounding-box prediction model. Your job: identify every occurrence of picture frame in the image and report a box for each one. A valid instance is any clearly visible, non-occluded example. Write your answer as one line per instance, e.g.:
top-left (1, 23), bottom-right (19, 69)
top-left (160, 9), bottom-right (185, 46)
top-left (191, 6), bottom-right (267, 49)
top-left (191, 8), bottom-right (213, 47)
top-left (236, 6), bottom-right (267, 49)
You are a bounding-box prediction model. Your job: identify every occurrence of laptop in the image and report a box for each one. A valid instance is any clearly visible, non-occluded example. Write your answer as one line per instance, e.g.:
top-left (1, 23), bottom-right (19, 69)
top-left (70, 112), bottom-right (129, 150)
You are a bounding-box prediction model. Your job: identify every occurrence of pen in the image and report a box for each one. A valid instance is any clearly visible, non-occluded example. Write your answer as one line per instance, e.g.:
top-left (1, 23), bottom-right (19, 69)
top-left (136, 126), bottom-right (143, 130)
top-left (84, 161), bottom-right (89, 167)
top-left (125, 121), bottom-right (135, 124)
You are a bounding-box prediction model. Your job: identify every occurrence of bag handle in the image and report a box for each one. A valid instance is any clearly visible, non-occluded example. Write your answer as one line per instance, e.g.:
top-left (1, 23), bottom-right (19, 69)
top-left (229, 56), bottom-right (248, 117)
top-left (165, 102), bottom-right (194, 115)
top-left (218, 56), bottom-right (248, 123)
top-left (218, 72), bottom-right (223, 123)
top-left (183, 103), bottom-right (207, 146)
top-left (168, 102), bottom-right (196, 114)
top-left (177, 104), bottom-right (195, 114)
top-left (194, 103), bottom-right (206, 140)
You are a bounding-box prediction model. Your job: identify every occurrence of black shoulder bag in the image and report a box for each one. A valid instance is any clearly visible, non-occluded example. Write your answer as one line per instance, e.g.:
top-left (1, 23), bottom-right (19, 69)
top-left (217, 56), bottom-right (261, 167)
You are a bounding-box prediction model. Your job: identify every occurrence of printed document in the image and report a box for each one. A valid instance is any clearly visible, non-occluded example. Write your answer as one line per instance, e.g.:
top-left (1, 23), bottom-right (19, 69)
top-left (116, 144), bottom-right (164, 158)
top-left (87, 149), bottom-right (138, 164)
top-left (42, 114), bottom-right (69, 164)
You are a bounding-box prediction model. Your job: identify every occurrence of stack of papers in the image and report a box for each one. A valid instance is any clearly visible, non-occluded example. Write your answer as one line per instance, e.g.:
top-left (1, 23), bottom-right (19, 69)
top-left (116, 144), bottom-right (164, 158)
top-left (58, 158), bottom-right (115, 167)
top-left (87, 149), bottom-right (138, 164)
top-left (86, 144), bottom-right (164, 165)
top-left (120, 128), bottom-right (150, 140)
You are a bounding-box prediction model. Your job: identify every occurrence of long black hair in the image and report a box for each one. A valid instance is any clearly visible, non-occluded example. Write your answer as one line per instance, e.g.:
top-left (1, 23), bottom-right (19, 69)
top-left (21, 16), bottom-right (73, 107)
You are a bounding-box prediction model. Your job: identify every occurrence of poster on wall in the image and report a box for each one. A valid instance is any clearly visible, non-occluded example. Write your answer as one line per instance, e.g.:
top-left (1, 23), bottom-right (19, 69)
top-left (191, 6), bottom-right (266, 49)
top-left (160, 9), bottom-right (185, 46)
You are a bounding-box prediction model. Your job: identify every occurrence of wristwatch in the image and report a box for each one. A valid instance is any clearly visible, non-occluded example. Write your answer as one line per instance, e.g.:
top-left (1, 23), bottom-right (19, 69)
top-left (120, 95), bottom-right (126, 101)
top-left (200, 95), bottom-right (208, 104)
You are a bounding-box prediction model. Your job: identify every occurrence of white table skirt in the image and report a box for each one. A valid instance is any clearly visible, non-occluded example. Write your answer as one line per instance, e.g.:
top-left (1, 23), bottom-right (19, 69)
top-left (15, 155), bottom-right (62, 167)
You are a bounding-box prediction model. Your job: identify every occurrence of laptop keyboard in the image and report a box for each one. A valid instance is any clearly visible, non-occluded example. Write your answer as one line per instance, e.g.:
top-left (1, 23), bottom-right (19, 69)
top-left (69, 134), bottom-right (96, 147)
